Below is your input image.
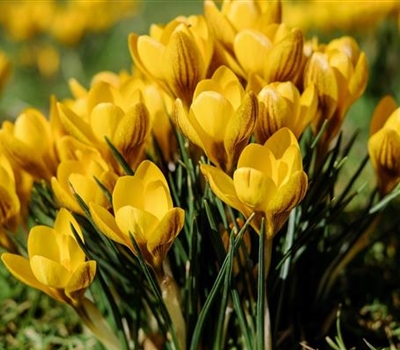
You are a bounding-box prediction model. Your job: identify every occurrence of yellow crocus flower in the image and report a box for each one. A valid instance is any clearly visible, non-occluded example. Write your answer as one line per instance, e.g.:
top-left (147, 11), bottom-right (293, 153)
top-left (1, 208), bottom-right (96, 306)
top-left (201, 127), bottom-right (308, 238)
top-left (0, 108), bottom-right (57, 181)
top-left (204, 0), bottom-right (282, 78)
top-left (129, 15), bottom-right (213, 108)
top-left (89, 160), bottom-right (185, 272)
top-left (174, 65), bottom-right (258, 174)
top-left (256, 82), bottom-right (317, 143)
top-left (233, 23), bottom-right (304, 84)
top-left (57, 95), bottom-right (151, 172)
top-left (304, 36), bottom-right (368, 150)
top-left (368, 96), bottom-right (400, 196)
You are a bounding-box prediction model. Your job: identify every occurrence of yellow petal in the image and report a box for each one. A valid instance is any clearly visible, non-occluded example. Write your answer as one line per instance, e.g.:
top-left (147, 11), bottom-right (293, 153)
top-left (234, 29), bottom-right (272, 76)
top-left (135, 160), bottom-right (171, 192)
top-left (163, 27), bottom-right (205, 103)
top-left (0, 183), bottom-right (20, 224)
top-left (51, 176), bottom-right (83, 214)
top-left (204, 0), bottom-right (236, 50)
top-left (2, 253), bottom-right (45, 293)
top-left (147, 208), bottom-right (185, 267)
top-left (54, 208), bottom-right (83, 242)
top-left (191, 91), bottom-right (235, 142)
top-left (30, 255), bottom-right (71, 288)
top-left (385, 108), bottom-right (400, 131)
top-left (90, 103), bottom-right (124, 143)
top-left (87, 82), bottom-right (121, 115)
top-left (256, 85), bottom-right (291, 143)
top-left (224, 92), bottom-right (258, 170)
top-left (65, 260), bottom-right (97, 302)
top-left (264, 127), bottom-right (298, 159)
top-left (233, 167), bottom-right (277, 212)
top-left (113, 102), bottom-right (150, 168)
top-left (144, 181), bottom-right (172, 221)
top-left (113, 175), bottom-right (144, 213)
top-left (200, 164), bottom-right (246, 213)
top-left (0, 130), bottom-right (52, 180)
top-left (56, 233), bottom-right (86, 272)
top-left (173, 98), bottom-right (204, 150)
top-left (304, 52), bottom-right (339, 124)
top-left (264, 28), bottom-right (304, 83)
top-left (297, 84), bottom-right (318, 138)
top-left (13, 109), bottom-right (52, 154)
top-left (237, 143), bottom-right (274, 174)
top-left (370, 96), bottom-right (398, 136)
top-left (347, 52), bottom-right (368, 103)
top-left (136, 35), bottom-right (166, 80)
top-left (68, 78), bottom-right (88, 99)
top-left (115, 206), bottom-right (159, 244)
top-left (28, 226), bottom-right (60, 262)
top-left (266, 170), bottom-right (308, 214)
top-left (57, 103), bottom-right (97, 146)
top-left (89, 202), bottom-right (127, 246)
top-left (69, 173), bottom-right (107, 208)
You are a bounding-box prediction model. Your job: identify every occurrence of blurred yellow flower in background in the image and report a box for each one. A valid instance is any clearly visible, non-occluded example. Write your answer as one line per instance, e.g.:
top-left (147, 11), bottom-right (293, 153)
top-left (201, 127), bottom-right (308, 238)
top-left (304, 36), bottom-right (368, 153)
top-left (0, 108), bottom-right (57, 181)
top-left (368, 96), bottom-right (400, 197)
top-left (283, 0), bottom-right (400, 34)
top-left (0, 0), bottom-right (138, 77)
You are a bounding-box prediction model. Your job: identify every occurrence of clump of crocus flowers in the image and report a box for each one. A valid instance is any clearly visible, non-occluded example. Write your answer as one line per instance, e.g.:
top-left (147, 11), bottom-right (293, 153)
top-left (0, 0), bottom-right (398, 349)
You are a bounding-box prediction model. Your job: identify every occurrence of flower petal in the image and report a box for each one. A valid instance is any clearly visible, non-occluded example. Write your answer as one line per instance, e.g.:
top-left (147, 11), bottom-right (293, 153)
top-left (65, 260), bottom-right (97, 302)
top-left (233, 167), bottom-right (277, 212)
top-left (200, 164), bottom-right (246, 213)
top-left (30, 255), bottom-right (71, 289)
top-left (89, 202), bottom-right (127, 246)
top-left (147, 208), bottom-right (185, 267)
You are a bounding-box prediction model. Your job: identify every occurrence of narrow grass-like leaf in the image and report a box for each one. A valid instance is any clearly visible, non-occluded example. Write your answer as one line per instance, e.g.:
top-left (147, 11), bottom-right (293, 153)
top-left (213, 230), bottom-right (235, 350)
top-left (105, 136), bottom-right (134, 175)
top-left (256, 218), bottom-right (266, 350)
top-left (128, 233), bottom-right (178, 350)
top-left (189, 213), bottom-right (255, 350)
top-left (231, 288), bottom-right (254, 350)
top-left (369, 187), bottom-right (400, 214)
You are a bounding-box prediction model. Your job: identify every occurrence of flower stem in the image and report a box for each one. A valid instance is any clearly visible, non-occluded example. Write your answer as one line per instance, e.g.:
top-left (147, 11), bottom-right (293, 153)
top-left (74, 298), bottom-right (120, 350)
top-left (159, 274), bottom-right (186, 350)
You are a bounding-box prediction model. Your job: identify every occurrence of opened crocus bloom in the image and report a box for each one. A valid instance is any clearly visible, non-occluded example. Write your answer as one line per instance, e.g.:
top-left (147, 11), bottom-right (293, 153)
top-left (129, 15), bottom-right (213, 108)
top-left (1, 208), bottom-right (96, 307)
top-left (204, 0), bottom-right (283, 80)
top-left (90, 160), bottom-right (185, 272)
top-left (201, 127), bottom-right (308, 238)
top-left (174, 65), bottom-right (257, 174)
top-left (368, 96), bottom-right (400, 197)
top-left (256, 81), bottom-right (317, 143)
